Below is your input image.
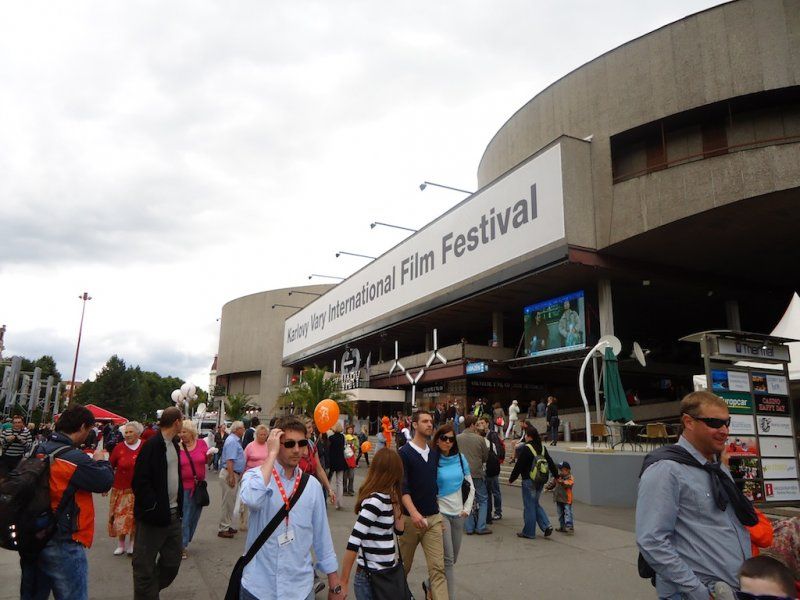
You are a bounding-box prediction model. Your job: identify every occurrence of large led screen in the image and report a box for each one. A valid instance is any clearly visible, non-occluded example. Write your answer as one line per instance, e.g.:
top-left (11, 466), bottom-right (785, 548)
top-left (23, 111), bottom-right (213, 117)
top-left (523, 290), bottom-right (586, 357)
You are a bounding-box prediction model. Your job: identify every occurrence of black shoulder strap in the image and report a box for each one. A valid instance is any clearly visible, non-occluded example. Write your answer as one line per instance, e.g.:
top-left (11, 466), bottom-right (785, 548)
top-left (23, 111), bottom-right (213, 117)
top-left (182, 442), bottom-right (199, 481)
top-left (240, 472), bottom-right (310, 567)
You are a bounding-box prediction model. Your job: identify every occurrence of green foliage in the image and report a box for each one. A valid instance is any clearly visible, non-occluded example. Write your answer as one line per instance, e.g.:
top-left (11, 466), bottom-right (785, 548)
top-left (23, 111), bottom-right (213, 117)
top-left (73, 355), bottom-right (199, 421)
top-left (20, 356), bottom-right (62, 382)
top-left (279, 366), bottom-right (352, 417)
top-left (225, 393), bottom-right (253, 421)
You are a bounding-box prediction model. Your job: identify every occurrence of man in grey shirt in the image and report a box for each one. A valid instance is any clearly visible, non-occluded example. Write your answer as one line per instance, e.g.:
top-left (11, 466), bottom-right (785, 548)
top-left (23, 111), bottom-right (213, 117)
top-left (457, 415), bottom-right (490, 535)
top-left (636, 391), bottom-right (751, 600)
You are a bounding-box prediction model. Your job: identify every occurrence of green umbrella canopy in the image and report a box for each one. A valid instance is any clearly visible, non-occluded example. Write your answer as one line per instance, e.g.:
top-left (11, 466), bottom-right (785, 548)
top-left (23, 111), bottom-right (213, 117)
top-left (604, 346), bottom-right (633, 422)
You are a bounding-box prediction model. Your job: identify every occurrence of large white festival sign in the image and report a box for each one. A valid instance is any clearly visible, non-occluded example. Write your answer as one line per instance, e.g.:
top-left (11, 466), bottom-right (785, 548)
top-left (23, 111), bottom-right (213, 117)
top-left (283, 144), bottom-right (566, 361)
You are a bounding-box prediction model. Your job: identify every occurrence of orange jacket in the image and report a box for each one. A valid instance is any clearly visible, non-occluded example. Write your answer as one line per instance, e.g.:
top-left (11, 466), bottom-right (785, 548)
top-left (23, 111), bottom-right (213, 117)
top-left (746, 508), bottom-right (773, 557)
top-left (41, 433), bottom-right (114, 548)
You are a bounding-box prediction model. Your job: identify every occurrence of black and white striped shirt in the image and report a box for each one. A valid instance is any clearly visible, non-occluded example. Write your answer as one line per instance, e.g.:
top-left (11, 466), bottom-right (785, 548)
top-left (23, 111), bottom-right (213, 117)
top-left (346, 492), bottom-right (398, 570)
top-left (2, 427), bottom-right (32, 458)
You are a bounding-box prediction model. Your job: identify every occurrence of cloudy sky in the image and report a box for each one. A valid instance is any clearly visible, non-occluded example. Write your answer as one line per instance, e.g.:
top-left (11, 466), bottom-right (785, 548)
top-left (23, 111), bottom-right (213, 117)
top-left (0, 0), bottom-right (724, 389)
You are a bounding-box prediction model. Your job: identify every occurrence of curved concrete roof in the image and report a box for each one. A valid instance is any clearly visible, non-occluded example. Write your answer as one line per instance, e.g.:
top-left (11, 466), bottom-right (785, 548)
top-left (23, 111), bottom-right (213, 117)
top-left (477, 0), bottom-right (800, 251)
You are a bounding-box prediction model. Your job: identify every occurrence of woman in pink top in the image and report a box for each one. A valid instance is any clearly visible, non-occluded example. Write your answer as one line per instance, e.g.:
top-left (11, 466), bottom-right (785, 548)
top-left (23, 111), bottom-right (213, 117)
top-left (244, 424), bottom-right (269, 470)
top-left (239, 424), bottom-right (269, 530)
top-left (178, 420), bottom-right (208, 558)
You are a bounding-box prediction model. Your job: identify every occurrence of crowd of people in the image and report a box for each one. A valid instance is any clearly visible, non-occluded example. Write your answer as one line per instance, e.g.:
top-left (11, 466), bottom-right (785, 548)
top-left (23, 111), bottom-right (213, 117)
top-left (4, 389), bottom-right (799, 600)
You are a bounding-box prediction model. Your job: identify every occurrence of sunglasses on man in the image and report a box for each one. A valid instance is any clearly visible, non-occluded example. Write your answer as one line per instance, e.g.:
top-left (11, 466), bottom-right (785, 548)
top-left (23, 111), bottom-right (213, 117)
top-left (282, 439), bottom-right (309, 449)
top-left (684, 413), bottom-right (731, 429)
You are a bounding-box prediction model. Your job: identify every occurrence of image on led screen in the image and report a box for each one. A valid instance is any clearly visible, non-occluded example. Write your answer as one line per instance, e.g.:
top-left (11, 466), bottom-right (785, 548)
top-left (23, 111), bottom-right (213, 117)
top-left (523, 291), bottom-right (586, 357)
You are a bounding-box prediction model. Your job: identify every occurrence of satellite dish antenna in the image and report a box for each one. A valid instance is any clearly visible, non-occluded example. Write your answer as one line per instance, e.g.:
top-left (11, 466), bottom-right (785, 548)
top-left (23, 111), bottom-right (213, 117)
top-left (598, 334), bottom-right (622, 356)
top-left (196, 402), bottom-right (207, 417)
top-left (632, 342), bottom-right (647, 367)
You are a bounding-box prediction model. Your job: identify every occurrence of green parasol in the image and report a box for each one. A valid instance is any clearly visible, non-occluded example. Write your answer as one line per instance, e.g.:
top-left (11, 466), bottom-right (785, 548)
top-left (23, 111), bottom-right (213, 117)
top-left (603, 346), bottom-right (633, 422)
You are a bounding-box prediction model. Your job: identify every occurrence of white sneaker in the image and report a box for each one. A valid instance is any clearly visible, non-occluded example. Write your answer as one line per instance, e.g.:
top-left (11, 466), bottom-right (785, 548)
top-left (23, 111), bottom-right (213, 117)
top-left (113, 547), bottom-right (125, 556)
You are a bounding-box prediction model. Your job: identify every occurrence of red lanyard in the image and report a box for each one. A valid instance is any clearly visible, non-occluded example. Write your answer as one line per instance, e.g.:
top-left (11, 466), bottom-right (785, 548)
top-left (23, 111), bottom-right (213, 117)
top-left (273, 468), bottom-right (302, 526)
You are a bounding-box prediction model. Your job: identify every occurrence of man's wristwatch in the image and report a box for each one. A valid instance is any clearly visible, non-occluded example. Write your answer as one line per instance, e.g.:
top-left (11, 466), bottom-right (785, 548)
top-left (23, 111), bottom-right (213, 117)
top-left (330, 584), bottom-right (342, 595)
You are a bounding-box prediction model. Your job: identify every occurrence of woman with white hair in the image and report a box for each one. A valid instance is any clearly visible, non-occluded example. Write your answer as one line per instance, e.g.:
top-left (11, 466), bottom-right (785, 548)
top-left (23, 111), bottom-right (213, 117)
top-left (239, 424), bottom-right (269, 531)
top-left (178, 419), bottom-right (209, 559)
top-left (108, 420), bottom-right (144, 555)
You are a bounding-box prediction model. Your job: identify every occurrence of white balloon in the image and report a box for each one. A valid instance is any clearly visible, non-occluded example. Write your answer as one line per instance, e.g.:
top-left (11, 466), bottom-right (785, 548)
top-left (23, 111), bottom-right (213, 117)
top-left (459, 416), bottom-right (465, 423)
top-left (191, 394), bottom-right (198, 401)
top-left (180, 383), bottom-right (191, 397)
top-left (171, 390), bottom-right (182, 403)
top-left (187, 384), bottom-right (196, 398)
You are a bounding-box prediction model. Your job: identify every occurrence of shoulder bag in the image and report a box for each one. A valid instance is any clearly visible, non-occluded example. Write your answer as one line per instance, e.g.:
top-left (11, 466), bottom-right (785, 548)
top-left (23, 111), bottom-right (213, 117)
top-left (358, 532), bottom-right (413, 600)
top-left (459, 454), bottom-right (471, 504)
top-left (182, 443), bottom-right (210, 507)
top-left (225, 472), bottom-right (310, 600)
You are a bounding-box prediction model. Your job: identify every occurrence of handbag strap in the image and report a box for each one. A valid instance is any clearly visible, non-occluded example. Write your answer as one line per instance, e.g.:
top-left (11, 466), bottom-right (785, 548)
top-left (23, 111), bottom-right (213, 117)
top-left (182, 442), bottom-right (200, 483)
top-left (241, 472), bottom-right (309, 568)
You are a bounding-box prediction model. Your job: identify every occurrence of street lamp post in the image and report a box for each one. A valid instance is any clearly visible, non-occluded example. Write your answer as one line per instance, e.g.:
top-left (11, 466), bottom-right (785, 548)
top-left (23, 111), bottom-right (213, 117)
top-left (67, 292), bottom-right (92, 404)
top-left (370, 222), bottom-right (417, 233)
top-left (336, 251), bottom-right (376, 260)
top-left (308, 274), bottom-right (345, 281)
top-left (419, 181), bottom-right (474, 195)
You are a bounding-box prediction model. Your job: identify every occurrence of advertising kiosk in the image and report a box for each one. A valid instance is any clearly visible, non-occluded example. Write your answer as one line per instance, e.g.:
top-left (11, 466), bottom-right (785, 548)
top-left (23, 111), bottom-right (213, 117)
top-left (681, 331), bottom-right (799, 506)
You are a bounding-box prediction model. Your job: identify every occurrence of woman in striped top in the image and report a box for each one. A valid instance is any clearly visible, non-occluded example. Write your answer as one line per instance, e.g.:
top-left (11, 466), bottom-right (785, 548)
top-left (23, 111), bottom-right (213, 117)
top-left (340, 448), bottom-right (405, 600)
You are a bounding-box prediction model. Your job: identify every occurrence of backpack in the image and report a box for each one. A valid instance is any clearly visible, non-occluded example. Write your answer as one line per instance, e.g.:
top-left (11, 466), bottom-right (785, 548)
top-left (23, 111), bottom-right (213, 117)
top-left (526, 444), bottom-right (550, 486)
top-left (485, 440), bottom-right (501, 478)
top-left (487, 431), bottom-right (506, 462)
top-left (0, 445), bottom-right (73, 554)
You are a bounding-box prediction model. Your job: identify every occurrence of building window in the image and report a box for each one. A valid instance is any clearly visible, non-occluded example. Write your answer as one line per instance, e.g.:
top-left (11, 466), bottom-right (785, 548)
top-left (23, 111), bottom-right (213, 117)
top-left (611, 86), bottom-right (800, 183)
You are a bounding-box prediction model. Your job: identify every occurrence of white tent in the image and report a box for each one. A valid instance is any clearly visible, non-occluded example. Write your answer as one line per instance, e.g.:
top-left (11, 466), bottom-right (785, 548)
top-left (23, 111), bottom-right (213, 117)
top-left (734, 292), bottom-right (800, 380)
top-left (768, 291), bottom-right (800, 380)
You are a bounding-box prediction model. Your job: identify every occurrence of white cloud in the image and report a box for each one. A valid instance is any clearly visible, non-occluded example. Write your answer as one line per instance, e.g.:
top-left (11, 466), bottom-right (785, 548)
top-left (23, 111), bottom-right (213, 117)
top-left (0, 0), bottom-right (725, 387)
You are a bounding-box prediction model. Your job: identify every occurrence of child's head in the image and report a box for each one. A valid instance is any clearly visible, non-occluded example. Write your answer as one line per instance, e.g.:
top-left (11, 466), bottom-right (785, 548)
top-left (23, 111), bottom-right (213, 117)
top-left (739, 555), bottom-right (795, 599)
top-left (558, 461), bottom-right (571, 477)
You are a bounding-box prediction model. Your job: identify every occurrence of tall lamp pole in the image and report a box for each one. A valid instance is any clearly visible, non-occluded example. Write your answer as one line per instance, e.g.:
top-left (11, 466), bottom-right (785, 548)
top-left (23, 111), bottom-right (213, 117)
top-left (67, 292), bottom-right (92, 403)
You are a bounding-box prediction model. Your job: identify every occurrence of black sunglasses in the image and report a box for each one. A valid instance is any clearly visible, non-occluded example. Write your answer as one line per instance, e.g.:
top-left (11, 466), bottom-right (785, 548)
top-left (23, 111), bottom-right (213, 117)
top-left (282, 439), bottom-right (309, 449)
top-left (439, 435), bottom-right (455, 443)
top-left (684, 413), bottom-right (731, 429)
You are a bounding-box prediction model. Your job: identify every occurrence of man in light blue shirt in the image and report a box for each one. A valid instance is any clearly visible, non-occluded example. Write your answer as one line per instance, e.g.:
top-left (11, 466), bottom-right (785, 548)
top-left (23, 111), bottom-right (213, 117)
top-left (219, 421), bottom-right (246, 537)
top-left (636, 391), bottom-right (751, 600)
top-left (240, 416), bottom-right (344, 600)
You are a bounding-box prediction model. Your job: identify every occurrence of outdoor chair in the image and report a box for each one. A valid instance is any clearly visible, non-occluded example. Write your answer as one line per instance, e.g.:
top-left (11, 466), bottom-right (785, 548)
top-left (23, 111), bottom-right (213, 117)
top-left (637, 422), bottom-right (677, 449)
top-left (590, 423), bottom-right (612, 449)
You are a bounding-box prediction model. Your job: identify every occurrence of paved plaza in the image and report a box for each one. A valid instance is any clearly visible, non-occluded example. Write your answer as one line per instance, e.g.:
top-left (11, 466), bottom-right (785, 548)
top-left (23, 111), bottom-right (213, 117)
top-left (0, 468), bottom-right (654, 599)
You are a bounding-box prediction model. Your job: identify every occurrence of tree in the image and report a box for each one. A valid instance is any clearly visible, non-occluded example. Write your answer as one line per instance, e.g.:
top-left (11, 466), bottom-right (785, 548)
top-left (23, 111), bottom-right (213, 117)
top-left (279, 366), bottom-right (352, 417)
top-left (72, 355), bottom-right (202, 422)
top-left (19, 355), bottom-right (62, 382)
top-left (225, 393), bottom-right (252, 421)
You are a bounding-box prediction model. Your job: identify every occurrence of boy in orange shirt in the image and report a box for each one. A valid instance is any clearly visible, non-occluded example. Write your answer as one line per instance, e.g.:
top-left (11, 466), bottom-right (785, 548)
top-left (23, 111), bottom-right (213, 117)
top-left (553, 461), bottom-right (574, 534)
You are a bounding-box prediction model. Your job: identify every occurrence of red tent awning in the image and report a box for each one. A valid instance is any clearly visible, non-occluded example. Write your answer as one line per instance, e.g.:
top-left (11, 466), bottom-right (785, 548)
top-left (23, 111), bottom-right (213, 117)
top-left (84, 404), bottom-right (127, 425)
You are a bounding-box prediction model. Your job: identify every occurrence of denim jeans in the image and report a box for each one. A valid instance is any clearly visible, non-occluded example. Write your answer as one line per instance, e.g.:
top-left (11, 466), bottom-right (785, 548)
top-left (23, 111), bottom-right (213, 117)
top-left (557, 502), bottom-right (573, 529)
top-left (520, 479), bottom-right (550, 537)
top-left (549, 423), bottom-right (559, 444)
top-left (182, 489), bottom-right (204, 548)
top-left (465, 477), bottom-right (488, 533)
top-left (353, 569), bottom-right (374, 600)
top-left (486, 476), bottom-right (501, 518)
top-left (20, 539), bottom-right (88, 600)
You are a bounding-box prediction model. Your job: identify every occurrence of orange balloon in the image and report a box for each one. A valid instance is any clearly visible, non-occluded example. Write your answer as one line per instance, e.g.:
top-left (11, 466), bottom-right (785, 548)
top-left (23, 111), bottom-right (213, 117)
top-left (314, 399), bottom-right (340, 433)
top-left (361, 441), bottom-right (372, 453)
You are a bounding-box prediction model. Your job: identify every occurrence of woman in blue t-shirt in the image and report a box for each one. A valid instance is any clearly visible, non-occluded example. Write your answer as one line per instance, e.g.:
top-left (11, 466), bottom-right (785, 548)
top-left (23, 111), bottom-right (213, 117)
top-left (426, 423), bottom-right (475, 600)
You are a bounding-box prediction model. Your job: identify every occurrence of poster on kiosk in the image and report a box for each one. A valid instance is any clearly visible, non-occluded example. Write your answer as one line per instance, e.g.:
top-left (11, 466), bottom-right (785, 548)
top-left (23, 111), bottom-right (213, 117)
top-left (682, 331), bottom-right (800, 505)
